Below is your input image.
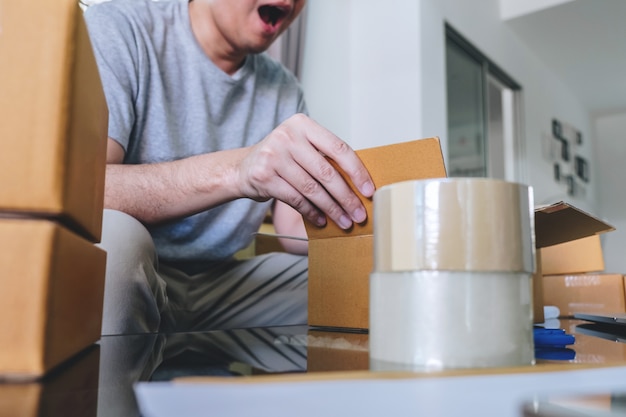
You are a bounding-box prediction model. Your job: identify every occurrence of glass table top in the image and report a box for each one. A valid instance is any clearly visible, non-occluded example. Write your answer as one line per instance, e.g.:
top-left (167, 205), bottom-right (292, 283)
top-left (3, 319), bottom-right (626, 416)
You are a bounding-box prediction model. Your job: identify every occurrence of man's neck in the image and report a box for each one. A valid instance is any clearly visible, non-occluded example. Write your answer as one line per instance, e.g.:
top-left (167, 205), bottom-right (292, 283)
top-left (188, 1), bottom-right (246, 75)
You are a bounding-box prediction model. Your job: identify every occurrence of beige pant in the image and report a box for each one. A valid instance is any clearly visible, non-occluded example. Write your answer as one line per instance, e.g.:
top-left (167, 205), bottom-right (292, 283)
top-left (97, 209), bottom-right (308, 335)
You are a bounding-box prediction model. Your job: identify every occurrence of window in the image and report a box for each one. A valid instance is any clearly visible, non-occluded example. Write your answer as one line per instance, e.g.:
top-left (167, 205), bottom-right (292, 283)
top-left (445, 24), bottom-right (524, 182)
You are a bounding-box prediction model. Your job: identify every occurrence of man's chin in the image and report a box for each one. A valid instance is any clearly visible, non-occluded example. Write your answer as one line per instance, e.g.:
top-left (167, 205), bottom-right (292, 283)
top-left (247, 41), bottom-right (276, 55)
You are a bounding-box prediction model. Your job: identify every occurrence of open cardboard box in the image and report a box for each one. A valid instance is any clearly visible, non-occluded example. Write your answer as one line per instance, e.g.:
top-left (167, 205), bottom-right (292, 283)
top-left (532, 202), bottom-right (615, 322)
top-left (304, 137), bottom-right (447, 330)
top-left (539, 222), bottom-right (624, 318)
top-left (0, 0), bottom-right (108, 243)
top-left (538, 211), bottom-right (620, 318)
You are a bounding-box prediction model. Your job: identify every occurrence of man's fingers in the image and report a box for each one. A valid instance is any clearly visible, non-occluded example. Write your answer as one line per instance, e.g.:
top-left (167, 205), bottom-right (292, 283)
top-left (275, 157), bottom-right (358, 229)
top-left (283, 143), bottom-right (367, 226)
top-left (268, 176), bottom-right (327, 228)
top-left (288, 115), bottom-right (375, 199)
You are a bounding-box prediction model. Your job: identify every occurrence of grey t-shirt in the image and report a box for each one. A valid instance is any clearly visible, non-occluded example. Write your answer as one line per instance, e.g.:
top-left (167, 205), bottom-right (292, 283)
top-left (84, 0), bottom-right (307, 266)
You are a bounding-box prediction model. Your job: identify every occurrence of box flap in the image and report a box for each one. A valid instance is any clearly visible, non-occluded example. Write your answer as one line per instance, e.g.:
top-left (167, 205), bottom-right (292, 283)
top-left (304, 137), bottom-right (447, 240)
top-left (534, 202), bottom-right (615, 248)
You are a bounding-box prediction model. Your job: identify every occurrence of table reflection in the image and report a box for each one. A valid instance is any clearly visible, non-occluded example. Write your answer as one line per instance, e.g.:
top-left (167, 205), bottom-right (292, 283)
top-left (523, 321), bottom-right (626, 416)
top-left (98, 326), bottom-right (309, 417)
top-left (3, 319), bottom-right (626, 416)
top-left (0, 345), bottom-right (100, 417)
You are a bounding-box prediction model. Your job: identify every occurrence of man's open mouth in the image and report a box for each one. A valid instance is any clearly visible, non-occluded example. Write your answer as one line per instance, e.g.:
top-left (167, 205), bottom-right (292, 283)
top-left (258, 5), bottom-right (289, 28)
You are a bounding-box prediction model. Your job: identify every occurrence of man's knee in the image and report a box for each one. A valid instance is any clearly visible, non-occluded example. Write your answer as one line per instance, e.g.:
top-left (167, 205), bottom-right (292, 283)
top-left (98, 209), bottom-right (166, 335)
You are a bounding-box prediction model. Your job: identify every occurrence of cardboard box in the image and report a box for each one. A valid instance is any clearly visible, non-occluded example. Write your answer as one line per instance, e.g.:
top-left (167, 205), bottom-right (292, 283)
top-left (305, 137), bottom-right (447, 330)
top-left (532, 202), bottom-right (615, 323)
top-left (534, 202), bottom-right (614, 248)
top-left (0, 219), bottom-right (106, 380)
top-left (0, 1), bottom-right (108, 242)
top-left (542, 274), bottom-right (626, 317)
top-left (541, 235), bottom-right (605, 275)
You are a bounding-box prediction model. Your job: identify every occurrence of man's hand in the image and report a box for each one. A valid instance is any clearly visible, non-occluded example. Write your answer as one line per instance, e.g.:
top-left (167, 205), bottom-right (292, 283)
top-left (237, 114), bottom-right (375, 230)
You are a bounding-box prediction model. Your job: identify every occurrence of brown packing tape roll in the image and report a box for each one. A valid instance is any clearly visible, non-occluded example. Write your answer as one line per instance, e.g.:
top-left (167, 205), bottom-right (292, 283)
top-left (373, 178), bottom-right (535, 273)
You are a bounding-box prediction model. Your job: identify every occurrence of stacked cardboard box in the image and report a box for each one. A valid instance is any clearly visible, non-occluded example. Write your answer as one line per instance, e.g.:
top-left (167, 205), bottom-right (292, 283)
top-left (0, 1), bottom-right (108, 379)
top-left (535, 204), bottom-right (619, 318)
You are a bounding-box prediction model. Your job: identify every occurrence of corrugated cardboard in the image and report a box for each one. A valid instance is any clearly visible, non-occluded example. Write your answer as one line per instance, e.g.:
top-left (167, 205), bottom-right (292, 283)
top-left (534, 202), bottom-right (614, 249)
top-left (0, 1), bottom-right (108, 242)
top-left (304, 137), bottom-right (447, 330)
top-left (0, 219), bottom-right (106, 380)
top-left (541, 235), bottom-right (605, 275)
top-left (532, 202), bottom-right (614, 323)
top-left (542, 274), bottom-right (626, 317)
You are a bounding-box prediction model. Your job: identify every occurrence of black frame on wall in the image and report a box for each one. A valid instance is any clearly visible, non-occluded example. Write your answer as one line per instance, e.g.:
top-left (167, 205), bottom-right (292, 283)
top-left (550, 117), bottom-right (589, 197)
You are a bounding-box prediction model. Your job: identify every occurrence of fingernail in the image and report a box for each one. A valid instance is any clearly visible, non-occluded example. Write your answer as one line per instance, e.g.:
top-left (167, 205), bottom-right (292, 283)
top-left (360, 181), bottom-right (375, 197)
top-left (352, 207), bottom-right (366, 223)
top-left (315, 215), bottom-right (327, 227)
top-left (338, 214), bottom-right (353, 229)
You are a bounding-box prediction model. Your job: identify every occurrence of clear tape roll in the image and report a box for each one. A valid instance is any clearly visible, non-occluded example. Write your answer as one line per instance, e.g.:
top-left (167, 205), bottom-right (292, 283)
top-left (373, 178), bottom-right (535, 273)
top-left (369, 270), bottom-right (535, 370)
top-left (370, 178), bottom-right (536, 370)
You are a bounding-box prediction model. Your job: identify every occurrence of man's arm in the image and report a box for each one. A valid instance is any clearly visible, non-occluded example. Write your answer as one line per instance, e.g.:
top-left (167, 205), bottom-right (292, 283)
top-left (109, 139), bottom-right (305, 254)
top-left (105, 138), bottom-right (258, 224)
top-left (104, 114), bottom-right (375, 229)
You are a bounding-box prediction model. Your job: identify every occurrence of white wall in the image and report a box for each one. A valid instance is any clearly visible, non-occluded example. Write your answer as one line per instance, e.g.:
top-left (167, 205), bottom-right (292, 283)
top-left (301, 0), bottom-right (424, 150)
top-left (594, 112), bottom-right (626, 273)
top-left (301, 0), bottom-right (598, 215)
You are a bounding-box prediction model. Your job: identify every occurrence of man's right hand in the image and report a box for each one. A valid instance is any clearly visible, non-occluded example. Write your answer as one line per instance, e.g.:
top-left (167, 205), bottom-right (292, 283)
top-left (235, 113), bottom-right (375, 230)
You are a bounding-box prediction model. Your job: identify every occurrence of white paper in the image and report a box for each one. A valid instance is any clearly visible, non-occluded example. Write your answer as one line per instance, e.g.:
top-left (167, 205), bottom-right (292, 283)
top-left (134, 365), bottom-right (626, 417)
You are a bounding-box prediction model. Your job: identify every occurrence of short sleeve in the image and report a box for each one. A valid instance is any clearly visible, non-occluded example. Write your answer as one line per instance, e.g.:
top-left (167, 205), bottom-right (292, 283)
top-left (84, 3), bottom-right (140, 151)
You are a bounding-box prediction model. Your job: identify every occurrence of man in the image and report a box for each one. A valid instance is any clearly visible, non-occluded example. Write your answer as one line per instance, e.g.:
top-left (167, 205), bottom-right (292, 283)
top-left (84, 0), bottom-right (374, 335)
